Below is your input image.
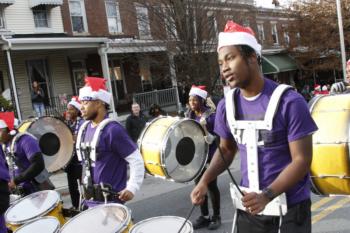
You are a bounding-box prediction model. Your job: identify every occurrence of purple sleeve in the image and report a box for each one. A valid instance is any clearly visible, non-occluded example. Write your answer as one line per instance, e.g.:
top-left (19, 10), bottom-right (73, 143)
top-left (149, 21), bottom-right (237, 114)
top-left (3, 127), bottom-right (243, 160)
top-left (206, 112), bottom-right (216, 134)
top-left (214, 99), bottom-right (234, 140)
top-left (283, 92), bottom-right (318, 142)
top-left (18, 135), bottom-right (41, 160)
top-left (107, 123), bottom-right (138, 158)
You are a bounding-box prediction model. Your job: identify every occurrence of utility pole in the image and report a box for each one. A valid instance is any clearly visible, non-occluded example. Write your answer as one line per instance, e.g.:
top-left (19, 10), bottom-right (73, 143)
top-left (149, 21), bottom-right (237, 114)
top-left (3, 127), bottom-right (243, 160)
top-left (336, 0), bottom-right (346, 81)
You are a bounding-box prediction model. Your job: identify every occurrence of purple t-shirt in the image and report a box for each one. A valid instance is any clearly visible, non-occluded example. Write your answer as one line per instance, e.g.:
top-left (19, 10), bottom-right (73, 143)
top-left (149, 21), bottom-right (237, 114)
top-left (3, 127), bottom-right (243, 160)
top-left (13, 135), bottom-right (41, 174)
top-left (189, 107), bottom-right (217, 159)
top-left (214, 78), bottom-right (318, 206)
top-left (0, 148), bottom-right (9, 182)
top-left (83, 120), bottom-right (137, 192)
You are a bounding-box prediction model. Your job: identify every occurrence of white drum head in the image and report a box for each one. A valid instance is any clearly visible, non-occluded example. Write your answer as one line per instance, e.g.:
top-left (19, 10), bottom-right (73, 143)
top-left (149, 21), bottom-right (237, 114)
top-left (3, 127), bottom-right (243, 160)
top-left (130, 216), bottom-right (193, 233)
top-left (60, 203), bottom-right (131, 233)
top-left (14, 217), bottom-right (60, 233)
top-left (5, 190), bottom-right (60, 225)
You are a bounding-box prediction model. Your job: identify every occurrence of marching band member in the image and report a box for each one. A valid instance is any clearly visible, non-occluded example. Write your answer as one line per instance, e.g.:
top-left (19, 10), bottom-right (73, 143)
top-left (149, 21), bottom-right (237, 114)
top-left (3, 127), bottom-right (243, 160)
top-left (191, 21), bottom-right (318, 233)
top-left (0, 112), bottom-right (47, 196)
top-left (0, 122), bottom-right (9, 233)
top-left (77, 77), bottom-right (144, 208)
top-left (186, 85), bottom-right (221, 230)
top-left (64, 96), bottom-right (84, 209)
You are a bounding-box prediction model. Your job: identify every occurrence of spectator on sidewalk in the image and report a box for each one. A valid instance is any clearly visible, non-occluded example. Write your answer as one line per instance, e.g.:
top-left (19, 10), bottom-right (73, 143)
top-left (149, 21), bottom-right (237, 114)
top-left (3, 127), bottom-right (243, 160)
top-left (148, 104), bottom-right (166, 121)
top-left (125, 103), bottom-right (148, 142)
top-left (31, 81), bottom-right (45, 117)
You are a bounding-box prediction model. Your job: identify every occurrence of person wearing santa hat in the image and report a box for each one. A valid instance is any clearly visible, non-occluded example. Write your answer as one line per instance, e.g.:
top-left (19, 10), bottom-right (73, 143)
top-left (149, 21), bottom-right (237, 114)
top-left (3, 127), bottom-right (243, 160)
top-left (64, 96), bottom-right (84, 210)
top-left (186, 85), bottom-right (221, 230)
top-left (0, 119), bottom-right (9, 233)
top-left (77, 77), bottom-right (144, 207)
top-left (330, 59), bottom-right (350, 93)
top-left (0, 112), bottom-right (46, 196)
top-left (190, 21), bottom-right (317, 233)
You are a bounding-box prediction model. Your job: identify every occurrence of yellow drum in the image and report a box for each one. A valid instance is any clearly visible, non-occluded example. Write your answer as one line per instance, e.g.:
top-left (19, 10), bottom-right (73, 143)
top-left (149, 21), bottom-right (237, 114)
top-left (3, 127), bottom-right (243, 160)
top-left (138, 116), bottom-right (208, 183)
top-left (130, 216), bottom-right (193, 233)
top-left (5, 190), bottom-right (65, 232)
top-left (14, 216), bottom-right (60, 233)
top-left (18, 116), bottom-right (74, 173)
top-left (60, 203), bottom-right (132, 233)
top-left (310, 93), bottom-right (350, 195)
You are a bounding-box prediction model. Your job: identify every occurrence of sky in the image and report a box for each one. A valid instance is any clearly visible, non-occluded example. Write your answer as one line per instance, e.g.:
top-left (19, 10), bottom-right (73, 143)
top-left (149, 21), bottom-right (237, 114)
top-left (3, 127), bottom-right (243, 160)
top-left (255, 0), bottom-right (291, 8)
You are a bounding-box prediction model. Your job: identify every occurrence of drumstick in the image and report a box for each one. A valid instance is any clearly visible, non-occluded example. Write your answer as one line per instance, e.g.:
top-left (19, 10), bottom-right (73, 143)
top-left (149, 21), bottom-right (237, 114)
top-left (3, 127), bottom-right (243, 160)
top-left (177, 205), bottom-right (196, 233)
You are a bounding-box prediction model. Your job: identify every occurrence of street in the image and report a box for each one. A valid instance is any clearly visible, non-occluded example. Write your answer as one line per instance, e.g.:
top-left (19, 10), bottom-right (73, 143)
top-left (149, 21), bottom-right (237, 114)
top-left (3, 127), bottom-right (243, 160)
top-left (55, 157), bottom-right (350, 233)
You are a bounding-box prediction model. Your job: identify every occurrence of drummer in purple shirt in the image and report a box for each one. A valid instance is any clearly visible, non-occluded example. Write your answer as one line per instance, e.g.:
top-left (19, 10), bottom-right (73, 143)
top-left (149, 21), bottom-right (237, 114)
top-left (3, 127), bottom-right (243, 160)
top-left (77, 77), bottom-right (144, 207)
top-left (0, 112), bottom-right (45, 196)
top-left (0, 123), bottom-right (9, 233)
top-left (191, 21), bottom-right (318, 233)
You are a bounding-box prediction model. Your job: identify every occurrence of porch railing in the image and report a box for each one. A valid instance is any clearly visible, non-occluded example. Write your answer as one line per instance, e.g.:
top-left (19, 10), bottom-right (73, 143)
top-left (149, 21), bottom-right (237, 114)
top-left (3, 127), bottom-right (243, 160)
top-left (45, 94), bottom-right (73, 117)
top-left (133, 87), bottom-right (177, 111)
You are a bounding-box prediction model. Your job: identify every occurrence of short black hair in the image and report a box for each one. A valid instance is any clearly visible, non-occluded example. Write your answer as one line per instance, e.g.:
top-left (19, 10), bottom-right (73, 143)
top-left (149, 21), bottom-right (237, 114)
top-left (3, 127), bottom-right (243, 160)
top-left (236, 45), bottom-right (261, 65)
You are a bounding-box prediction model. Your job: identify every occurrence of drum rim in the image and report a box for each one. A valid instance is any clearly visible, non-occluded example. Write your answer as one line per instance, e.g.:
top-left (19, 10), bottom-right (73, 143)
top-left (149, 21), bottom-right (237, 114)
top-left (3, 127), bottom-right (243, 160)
top-left (13, 216), bottom-right (60, 233)
top-left (60, 203), bottom-right (131, 232)
top-left (160, 118), bottom-right (208, 182)
top-left (5, 190), bottom-right (61, 224)
top-left (129, 215), bottom-right (193, 233)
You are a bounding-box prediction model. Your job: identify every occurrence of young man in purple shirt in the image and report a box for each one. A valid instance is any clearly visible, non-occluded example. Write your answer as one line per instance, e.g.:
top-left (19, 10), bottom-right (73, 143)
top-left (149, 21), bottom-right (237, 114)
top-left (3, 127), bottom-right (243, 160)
top-left (0, 112), bottom-right (45, 196)
top-left (77, 77), bottom-right (144, 207)
top-left (186, 85), bottom-right (221, 230)
top-left (191, 21), bottom-right (317, 233)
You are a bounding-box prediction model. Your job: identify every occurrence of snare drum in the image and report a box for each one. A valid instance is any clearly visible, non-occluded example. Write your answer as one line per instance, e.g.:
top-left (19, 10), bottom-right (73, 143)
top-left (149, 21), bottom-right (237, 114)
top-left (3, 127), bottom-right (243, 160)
top-left (129, 216), bottom-right (193, 233)
top-left (138, 116), bottom-right (208, 183)
top-left (14, 217), bottom-right (60, 233)
top-left (60, 203), bottom-right (132, 233)
top-left (310, 94), bottom-right (350, 195)
top-left (5, 190), bottom-right (65, 231)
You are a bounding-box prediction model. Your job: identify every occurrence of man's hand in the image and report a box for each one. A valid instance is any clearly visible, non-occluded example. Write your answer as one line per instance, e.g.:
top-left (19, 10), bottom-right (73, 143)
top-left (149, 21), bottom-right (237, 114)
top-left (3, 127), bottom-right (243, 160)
top-left (191, 182), bottom-right (208, 205)
top-left (242, 191), bottom-right (270, 215)
top-left (118, 189), bottom-right (134, 202)
top-left (8, 180), bottom-right (16, 190)
top-left (330, 81), bottom-right (347, 94)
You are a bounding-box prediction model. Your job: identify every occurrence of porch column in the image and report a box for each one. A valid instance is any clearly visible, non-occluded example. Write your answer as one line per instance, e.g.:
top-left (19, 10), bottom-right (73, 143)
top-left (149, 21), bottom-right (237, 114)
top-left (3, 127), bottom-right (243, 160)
top-left (5, 50), bottom-right (22, 121)
top-left (168, 52), bottom-right (182, 113)
top-left (98, 46), bottom-right (117, 118)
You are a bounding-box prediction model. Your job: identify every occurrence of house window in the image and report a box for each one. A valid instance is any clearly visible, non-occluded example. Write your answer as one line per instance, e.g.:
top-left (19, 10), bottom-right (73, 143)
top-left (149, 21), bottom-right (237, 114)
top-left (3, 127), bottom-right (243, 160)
top-left (271, 23), bottom-right (279, 45)
top-left (0, 8), bottom-right (4, 29)
top-left (257, 23), bottom-right (265, 42)
top-left (135, 5), bottom-right (151, 39)
top-left (33, 5), bottom-right (49, 28)
top-left (69, 0), bottom-right (88, 33)
top-left (105, 0), bottom-right (122, 34)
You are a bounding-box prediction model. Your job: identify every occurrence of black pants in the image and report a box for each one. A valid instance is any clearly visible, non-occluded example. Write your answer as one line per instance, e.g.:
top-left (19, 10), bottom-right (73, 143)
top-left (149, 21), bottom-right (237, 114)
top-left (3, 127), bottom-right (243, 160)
top-left (237, 199), bottom-right (311, 233)
top-left (194, 168), bottom-right (221, 216)
top-left (65, 163), bottom-right (82, 208)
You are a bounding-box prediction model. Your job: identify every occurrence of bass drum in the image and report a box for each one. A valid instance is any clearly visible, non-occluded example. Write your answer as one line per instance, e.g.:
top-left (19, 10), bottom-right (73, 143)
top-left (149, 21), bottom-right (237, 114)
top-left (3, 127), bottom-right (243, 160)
top-left (138, 116), bottom-right (208, 183)
top-left (310, 93), bottom-right (350, 195)
top-left (18, 116), bottom-right (73, 173)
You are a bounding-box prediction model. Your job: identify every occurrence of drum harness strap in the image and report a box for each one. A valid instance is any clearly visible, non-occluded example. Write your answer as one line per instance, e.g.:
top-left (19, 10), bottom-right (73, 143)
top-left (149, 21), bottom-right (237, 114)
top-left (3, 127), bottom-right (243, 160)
top-left (76, 118), bottom-right (119, 206)
top-left (225, 84), bottom-right (291, 233)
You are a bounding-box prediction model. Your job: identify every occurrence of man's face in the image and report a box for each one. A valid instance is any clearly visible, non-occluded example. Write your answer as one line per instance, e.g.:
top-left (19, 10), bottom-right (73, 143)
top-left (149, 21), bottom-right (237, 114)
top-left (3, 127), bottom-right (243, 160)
top-left (218, 46), bottom-right (253, 89)
top-left (188, 95), bottom-right (201, 112)
top-left (346, 64), bottom-right (350, 83)
top-left (80, 100), bottom-right (99, 121)
top-left (131, 104), bottom-right (140, 116)
top-left (66, 105), bottom-right (79, 121)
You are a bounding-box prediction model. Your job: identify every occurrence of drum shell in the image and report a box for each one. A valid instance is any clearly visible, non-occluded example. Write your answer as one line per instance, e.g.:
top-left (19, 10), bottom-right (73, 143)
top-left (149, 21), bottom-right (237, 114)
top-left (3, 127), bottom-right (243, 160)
top-left (129, 216), bottom-right (193, 233)
top-left (5, 190), bottom-right (65, 231)
top-left (60, 203), bottom-right (132, 233)
top-left (138, 116), bottom-right (208, 183)
top-left (310, 94), bottom-right (350, 195)
top-left (18, 116), bottom-right (74, 173)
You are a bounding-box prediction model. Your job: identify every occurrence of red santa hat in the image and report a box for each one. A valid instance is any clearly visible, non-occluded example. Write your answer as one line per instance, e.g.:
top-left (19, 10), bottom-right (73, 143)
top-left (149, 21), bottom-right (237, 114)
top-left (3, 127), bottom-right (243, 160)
top-left (68, 96), bottom-right (81, 111)
top-left (314, 84), bottom-right (321, 90)
top-left (189, 85), bottom-right (208, 99)
top-left (0, 112), bottom-right (15, 130)
top-left (217, 20), bottom-right (262, 56)
top-left (79, 77), bottom-right (112, 104)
